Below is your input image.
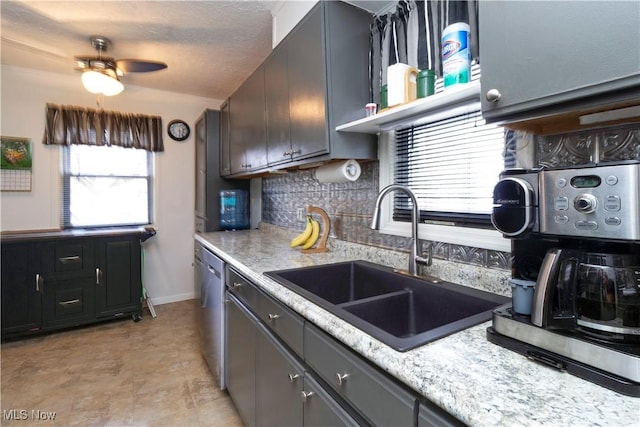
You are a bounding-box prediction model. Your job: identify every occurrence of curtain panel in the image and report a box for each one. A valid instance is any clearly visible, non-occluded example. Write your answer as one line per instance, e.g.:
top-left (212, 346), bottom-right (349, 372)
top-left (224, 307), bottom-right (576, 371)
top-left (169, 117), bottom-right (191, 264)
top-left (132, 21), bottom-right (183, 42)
top-left (42, 103), bottom-right (164, 152)
top-left (370, 0), bottom-right (479, 104)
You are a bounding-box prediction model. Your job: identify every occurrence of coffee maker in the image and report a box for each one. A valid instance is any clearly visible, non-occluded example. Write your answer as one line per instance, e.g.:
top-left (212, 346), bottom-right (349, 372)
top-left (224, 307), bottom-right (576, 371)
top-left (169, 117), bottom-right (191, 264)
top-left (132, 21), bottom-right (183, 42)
top-left (488, 162), bottom-right (640, 396)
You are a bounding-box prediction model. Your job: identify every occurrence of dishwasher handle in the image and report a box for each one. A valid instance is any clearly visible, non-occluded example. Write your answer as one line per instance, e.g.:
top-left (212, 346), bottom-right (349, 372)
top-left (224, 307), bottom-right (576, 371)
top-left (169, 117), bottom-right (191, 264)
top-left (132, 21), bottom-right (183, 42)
top-left (207, 265), bottom-right (221, 279)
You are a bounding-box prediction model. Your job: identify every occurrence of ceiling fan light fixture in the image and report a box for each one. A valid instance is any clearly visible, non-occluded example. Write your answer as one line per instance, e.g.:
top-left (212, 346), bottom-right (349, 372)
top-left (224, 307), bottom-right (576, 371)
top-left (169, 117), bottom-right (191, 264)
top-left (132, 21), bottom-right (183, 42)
top-left (81, 69), bottom-right (124, 96)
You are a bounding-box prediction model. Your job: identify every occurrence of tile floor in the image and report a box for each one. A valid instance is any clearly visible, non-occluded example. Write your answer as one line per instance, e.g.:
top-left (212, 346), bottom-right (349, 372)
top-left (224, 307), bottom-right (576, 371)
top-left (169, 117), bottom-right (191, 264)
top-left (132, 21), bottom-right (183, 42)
top-left (1, 301), bottom-right (243, 427)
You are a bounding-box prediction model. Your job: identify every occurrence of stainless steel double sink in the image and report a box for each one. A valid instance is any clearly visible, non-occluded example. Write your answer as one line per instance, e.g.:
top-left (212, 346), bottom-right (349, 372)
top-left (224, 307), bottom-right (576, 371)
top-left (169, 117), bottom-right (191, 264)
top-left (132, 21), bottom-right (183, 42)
top-left (265, 260), bottom-right (508, 352)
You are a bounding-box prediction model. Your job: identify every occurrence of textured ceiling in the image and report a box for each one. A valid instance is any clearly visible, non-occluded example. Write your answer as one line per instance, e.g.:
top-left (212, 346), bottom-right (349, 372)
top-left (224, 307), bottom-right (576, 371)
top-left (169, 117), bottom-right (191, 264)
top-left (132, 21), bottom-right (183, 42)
top-left (1, 1), bottom-right (390, 100)
top-left (1, 1), bottom-right (276, 99)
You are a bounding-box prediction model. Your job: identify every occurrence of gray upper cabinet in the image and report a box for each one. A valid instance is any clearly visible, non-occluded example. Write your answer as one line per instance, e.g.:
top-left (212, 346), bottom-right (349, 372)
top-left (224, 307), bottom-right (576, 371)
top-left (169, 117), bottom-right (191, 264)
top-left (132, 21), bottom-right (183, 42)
top-left (230, 1), bottom-right (376, 177)
top-left (265, 43), bottom-right (293, 167)
top-left (479, 1), bottom-right (640, 130)
top-left (286, 3), bottom-right (330, 162)
top-left (229, 64), bottom-right (268, 175)
top-left (220, 100), bottom-right (231, 177)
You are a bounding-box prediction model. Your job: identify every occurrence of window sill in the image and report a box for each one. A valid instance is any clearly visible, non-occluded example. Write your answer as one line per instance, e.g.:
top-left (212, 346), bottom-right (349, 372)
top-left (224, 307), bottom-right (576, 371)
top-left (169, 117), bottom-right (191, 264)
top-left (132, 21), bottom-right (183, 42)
top-left (336, 81), bottom-right (481, 134)
top-left (379, 219), bottom-right (511, 252)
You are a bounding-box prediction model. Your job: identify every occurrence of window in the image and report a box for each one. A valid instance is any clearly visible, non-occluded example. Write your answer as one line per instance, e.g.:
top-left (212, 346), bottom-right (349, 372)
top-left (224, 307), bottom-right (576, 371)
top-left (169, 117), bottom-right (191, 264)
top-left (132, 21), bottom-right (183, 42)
top-left (62, 145), bottom-right (153, 228)
top-left (377, 103), bottom-right (510, 252)
top-left (394, 109), bottom-right (505, 227)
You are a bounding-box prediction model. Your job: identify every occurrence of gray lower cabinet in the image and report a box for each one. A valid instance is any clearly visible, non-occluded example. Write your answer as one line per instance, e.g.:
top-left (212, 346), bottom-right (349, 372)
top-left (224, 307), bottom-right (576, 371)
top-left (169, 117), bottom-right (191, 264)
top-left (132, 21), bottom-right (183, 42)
top-left (418, 401), bottom-right (466, 427)
top-left (256, 322), bottom-right (304, 426)
top-left (305, 323), bottom-right (416, 426)
top-left (302, 372), bottom-right (361, 427)
top-left (225, 266), bottom-right (459, 427)
top-left (226, 272), bottom-right (361, 427)
top-left (479, 1), bottom-right (640, 125)
top-left (225, 293), bottom-right (257, 427)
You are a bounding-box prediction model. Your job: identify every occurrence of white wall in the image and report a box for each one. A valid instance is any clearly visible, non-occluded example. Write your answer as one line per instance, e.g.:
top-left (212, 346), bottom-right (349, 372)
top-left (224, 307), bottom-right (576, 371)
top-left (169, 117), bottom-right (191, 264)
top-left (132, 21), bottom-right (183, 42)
top-left (1, 65), bottom-right (222, 305)
top-left (271, 1), bottom-right (317, 47)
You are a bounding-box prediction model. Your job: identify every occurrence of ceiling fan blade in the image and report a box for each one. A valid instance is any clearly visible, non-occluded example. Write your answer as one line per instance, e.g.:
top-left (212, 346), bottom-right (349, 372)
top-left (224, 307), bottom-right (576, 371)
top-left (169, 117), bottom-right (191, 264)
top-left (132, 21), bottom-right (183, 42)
top-left (116, 59), bottom-right (167, 73)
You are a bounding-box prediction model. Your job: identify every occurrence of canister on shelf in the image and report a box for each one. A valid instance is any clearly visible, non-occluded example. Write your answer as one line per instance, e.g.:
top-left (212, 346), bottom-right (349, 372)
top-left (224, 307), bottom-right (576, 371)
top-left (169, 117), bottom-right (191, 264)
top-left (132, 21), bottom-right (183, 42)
top-left (442, 22), bottom-right (471, 88)
top-left (417, 69), bottom-right (435, 98)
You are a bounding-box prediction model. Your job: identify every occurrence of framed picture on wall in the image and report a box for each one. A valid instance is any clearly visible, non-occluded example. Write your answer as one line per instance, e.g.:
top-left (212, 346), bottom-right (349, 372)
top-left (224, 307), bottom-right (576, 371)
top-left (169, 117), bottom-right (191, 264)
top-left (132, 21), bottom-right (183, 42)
top-left (1, 136), bottom-right (33, 192)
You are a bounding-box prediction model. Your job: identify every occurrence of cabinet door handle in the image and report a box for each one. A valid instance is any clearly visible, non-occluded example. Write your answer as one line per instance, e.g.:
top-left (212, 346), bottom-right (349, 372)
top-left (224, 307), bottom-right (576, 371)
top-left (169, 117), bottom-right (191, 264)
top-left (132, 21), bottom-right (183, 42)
top-left (336, 372), bottom-right (349, 386)
top-left (301, 391), bottom-right (315, 403)
top-left (268, 313), bottom-right (280, 321)
top-left (96, 268), bottom-right (103, 286)
top-left (58, 255), bottom-right (80, 264)
top-left (283, 150), bottom-right (291, 157)
top-left (290, 149), bottom-right (301, 156)
top-left (288, 373), bottom-right (300, 383)
top-left (231, 282), bottom-right (243, 289)
top-left (485, 88), bottom-right (502, 103)
top-left (59, 299), bottom-right (80, 306)
top-left (35, 274), bottom-right (43, 292)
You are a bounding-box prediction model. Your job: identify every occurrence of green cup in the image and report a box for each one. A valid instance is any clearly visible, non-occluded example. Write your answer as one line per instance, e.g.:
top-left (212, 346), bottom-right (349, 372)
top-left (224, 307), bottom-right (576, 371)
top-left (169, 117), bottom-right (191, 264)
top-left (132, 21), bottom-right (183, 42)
top-left (417, 70), bottom-right (435, 98)
top-left (380, 84), bottom-right (388, 109)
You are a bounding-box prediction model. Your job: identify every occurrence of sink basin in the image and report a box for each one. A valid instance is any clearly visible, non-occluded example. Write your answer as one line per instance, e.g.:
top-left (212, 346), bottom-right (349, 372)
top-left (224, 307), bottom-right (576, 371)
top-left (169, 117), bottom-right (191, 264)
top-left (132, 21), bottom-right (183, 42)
top-left (265, 260), bottom-right (508, 351)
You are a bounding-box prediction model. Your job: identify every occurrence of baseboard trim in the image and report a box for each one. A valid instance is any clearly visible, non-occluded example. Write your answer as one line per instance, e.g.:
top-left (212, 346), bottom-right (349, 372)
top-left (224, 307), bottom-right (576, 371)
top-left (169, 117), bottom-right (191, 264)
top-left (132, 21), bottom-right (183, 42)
top-left (149, 292), bottom-right (195, 306)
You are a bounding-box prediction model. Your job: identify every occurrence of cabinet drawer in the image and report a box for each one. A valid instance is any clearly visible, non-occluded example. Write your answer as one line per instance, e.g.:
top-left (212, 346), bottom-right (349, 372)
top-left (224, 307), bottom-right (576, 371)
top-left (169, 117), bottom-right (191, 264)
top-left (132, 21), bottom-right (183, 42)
top-left (226, 267), bottom-right (258, 312)
top-left (42, 239), bottom-right (94, 277)
top-left (304, 323), bottom-right (416, 427)
top-left (43, 277), bottom-right (95, 328)
top-left (256, 289), bottom-right (304, 357)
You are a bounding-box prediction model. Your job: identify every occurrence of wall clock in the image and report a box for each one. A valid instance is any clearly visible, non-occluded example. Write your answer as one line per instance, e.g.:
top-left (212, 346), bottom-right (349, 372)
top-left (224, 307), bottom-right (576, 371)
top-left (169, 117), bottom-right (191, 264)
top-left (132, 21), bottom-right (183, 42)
top-left (167, 119), bottom-right (190, 141)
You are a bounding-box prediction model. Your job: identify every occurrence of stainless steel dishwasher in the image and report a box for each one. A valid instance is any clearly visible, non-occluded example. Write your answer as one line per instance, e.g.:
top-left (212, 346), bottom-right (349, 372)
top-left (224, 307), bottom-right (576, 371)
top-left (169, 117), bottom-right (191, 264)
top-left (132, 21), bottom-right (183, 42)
top-left (194, 241), bottom-right (225, 389)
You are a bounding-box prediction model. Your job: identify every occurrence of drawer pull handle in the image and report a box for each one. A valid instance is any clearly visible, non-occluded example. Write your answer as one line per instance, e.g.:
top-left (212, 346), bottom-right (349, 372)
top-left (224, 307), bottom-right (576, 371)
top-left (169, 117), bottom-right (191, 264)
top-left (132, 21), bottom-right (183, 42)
top-left (35, 274), bottom-right (43, 292)
top-left (336, 373), bottom-right (349, 386)
top-left (59, 255), bottom-right (80, 264)
top-left (59, 299), bottom-right (80, 306)
top-left (301, 391), bottom-right (314, 403)
top-left (268, 313), bottom-right (280, 321)
top-left (232, 282), bottom-right (243, 289)
top-left (288, 373), bottom-right (300, 383)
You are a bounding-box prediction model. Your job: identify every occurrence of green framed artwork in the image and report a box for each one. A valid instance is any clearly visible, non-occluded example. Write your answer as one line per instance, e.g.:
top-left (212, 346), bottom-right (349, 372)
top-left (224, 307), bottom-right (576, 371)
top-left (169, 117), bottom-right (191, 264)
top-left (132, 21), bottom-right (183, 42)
top-left (1, 136), bottom-right (33, 191)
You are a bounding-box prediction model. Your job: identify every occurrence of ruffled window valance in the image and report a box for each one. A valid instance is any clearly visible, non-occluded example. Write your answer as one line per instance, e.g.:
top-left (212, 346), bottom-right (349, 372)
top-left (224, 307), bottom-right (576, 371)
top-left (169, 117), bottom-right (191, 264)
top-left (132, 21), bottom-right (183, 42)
top-left (42, 103), bottom-right (164, 152)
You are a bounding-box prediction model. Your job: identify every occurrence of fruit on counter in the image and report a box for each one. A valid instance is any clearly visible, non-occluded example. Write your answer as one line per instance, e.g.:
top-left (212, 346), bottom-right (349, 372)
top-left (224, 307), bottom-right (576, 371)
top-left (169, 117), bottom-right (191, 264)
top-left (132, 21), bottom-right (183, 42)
top-left (301, 217), bottom-right (320, 250)
top-left (290, 215), bottom-right (314, 247)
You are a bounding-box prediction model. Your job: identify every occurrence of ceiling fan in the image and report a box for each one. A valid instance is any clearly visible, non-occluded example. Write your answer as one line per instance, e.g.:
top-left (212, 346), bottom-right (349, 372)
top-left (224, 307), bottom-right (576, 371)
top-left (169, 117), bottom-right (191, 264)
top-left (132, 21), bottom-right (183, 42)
top-left (75, 36), bottom-right (167, 96)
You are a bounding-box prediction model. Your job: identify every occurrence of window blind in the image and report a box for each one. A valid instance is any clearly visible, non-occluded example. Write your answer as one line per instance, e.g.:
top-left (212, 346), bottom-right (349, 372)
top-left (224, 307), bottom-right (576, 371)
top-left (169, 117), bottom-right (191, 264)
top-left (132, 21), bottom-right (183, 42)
top-left (62, 145), bottom-right (153, 228)
top-left (394, 109), bottom-right (505, 226)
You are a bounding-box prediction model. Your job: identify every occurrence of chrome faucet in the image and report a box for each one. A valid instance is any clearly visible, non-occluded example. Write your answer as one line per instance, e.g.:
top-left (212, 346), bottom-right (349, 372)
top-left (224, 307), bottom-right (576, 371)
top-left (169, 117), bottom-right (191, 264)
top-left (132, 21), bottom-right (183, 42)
top-left (370, 185), bottom-right (432, 275)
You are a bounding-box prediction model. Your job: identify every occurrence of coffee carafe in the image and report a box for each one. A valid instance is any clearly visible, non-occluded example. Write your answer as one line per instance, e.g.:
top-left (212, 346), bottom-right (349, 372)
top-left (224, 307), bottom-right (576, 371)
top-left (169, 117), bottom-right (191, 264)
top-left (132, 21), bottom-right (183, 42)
top-left (532, 249), bottom-right (640, 343)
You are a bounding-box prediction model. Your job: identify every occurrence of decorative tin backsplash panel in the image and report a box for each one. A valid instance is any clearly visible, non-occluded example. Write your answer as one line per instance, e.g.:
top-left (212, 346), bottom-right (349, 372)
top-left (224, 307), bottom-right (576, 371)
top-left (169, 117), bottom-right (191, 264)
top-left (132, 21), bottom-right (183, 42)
top-left (537, 123), bottom-right (640, 168)
top-left (262, 161), bottom-right (511, 271)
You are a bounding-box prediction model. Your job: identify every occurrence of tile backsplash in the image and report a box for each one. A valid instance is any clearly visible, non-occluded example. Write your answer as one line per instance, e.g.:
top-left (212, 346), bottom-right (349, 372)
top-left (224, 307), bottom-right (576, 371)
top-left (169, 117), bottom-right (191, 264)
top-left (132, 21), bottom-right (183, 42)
top-left (261, 122), bottom-right (639, 277)
top-left (536, 123), bottom-right (640, 167)
top-left (262, 161), bottom-right (511, 272)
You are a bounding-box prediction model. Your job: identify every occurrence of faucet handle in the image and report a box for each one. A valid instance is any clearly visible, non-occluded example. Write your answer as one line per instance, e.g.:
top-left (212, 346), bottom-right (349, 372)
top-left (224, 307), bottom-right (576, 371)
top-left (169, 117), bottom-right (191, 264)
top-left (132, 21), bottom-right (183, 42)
top-left (416, 242), bottom-right (433, 267)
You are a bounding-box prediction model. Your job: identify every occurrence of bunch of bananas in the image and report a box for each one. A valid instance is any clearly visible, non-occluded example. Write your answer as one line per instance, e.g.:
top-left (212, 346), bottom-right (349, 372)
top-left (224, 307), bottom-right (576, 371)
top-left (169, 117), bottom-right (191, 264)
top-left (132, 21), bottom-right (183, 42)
top-left (290, 215), bottom-right (320, 250)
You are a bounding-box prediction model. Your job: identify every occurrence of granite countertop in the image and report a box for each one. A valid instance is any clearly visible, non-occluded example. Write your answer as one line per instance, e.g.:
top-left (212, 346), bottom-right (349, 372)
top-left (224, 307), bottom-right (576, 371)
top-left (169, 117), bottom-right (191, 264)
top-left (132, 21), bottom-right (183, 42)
top-left (195, 228), bottom-right (639, 427)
